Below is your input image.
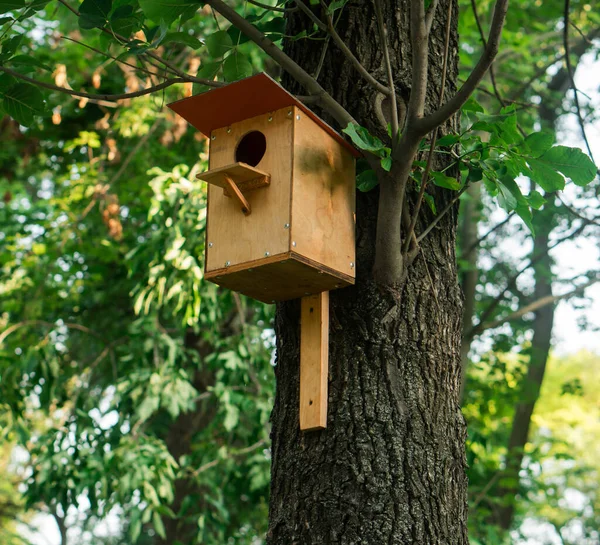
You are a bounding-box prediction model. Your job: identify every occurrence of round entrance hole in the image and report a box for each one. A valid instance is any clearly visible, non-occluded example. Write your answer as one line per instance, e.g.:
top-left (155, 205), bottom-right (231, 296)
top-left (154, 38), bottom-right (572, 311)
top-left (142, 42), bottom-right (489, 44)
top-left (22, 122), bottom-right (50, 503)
top-left (235, 130), bottom-right (267, 167)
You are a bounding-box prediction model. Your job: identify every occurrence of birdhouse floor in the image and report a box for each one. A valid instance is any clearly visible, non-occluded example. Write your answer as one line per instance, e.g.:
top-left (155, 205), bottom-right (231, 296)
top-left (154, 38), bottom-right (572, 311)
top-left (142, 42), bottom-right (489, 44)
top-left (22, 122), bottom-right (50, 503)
top-left (205, 252), bottom-right (353, 303)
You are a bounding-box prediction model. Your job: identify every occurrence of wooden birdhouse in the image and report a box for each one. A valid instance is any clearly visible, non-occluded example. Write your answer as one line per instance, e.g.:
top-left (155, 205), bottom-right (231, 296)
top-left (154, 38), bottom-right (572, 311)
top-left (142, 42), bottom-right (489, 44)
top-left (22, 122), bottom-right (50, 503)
top-left (168, 73), bottom-right (358, 304)
top-left (169, 73), bottom-right (359, 431)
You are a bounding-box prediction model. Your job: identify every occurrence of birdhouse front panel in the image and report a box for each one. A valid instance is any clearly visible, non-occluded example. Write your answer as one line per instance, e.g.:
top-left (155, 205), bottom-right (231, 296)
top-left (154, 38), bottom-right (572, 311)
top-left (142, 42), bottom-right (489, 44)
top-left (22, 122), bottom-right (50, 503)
top-left (204, 107), bottom-right (293, 273)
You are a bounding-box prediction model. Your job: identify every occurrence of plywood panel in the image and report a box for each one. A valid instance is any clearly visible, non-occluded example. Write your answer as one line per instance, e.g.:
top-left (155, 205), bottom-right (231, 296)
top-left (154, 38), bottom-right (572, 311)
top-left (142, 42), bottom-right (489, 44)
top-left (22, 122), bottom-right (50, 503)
top-left (291, 105), bottom-right (356, 281)
top-left (205, 108), bottom-right (293, 272)
top-left (300, 292), bottom-right (329, 431)
top-left (205, 253), bottom-right (353, 303)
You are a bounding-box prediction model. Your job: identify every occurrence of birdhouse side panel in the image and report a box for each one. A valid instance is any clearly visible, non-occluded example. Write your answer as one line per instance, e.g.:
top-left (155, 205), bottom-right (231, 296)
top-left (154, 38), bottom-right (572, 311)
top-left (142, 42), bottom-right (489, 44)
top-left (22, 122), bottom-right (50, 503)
top-left (205, 108), bottom-right (294, 273)
top-left (290, 108), bottom-right (356, 280)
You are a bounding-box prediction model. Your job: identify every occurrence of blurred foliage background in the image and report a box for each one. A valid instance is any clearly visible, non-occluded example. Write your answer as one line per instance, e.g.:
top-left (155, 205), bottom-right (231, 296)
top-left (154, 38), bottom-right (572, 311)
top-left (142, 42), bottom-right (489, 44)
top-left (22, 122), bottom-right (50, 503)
top-left (0, 0), bottom-right (598, 543)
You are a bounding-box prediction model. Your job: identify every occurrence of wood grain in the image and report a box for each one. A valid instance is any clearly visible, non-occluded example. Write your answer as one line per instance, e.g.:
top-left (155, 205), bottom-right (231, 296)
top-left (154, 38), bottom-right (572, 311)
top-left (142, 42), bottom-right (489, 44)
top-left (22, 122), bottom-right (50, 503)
top-left (206, 107), bottom-right (293, 273)
top-left (300, 292), bottom-right (329, 431)
top-left (291, 106), bottom-right (356, 281)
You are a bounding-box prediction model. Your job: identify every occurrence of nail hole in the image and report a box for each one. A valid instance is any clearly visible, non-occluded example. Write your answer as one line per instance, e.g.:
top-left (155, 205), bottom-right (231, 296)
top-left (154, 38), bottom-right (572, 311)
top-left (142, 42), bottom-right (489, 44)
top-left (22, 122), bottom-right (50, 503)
top-left (309, 400), bottom-right (313, 405)
top-left (310, 307), bottom-right (314, 313)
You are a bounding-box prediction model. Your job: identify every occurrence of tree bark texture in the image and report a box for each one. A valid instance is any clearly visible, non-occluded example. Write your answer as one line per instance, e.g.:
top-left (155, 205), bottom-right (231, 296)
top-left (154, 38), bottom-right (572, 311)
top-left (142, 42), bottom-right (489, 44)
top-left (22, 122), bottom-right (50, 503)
top-left (269, 3), bottom-right (469, 544)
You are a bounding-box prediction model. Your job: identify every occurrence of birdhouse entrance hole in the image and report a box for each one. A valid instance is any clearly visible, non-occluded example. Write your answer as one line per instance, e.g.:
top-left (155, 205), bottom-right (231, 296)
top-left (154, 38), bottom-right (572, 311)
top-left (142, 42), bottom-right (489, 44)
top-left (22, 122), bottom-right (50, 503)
top-left (235, 130), bottom-right (267, 166)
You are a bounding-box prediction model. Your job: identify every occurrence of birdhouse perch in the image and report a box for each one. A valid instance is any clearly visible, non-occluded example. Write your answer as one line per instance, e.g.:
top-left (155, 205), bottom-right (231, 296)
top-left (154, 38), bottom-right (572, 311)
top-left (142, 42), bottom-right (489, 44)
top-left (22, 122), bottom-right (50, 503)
top-left (168, 73), bottom-right (358, 431)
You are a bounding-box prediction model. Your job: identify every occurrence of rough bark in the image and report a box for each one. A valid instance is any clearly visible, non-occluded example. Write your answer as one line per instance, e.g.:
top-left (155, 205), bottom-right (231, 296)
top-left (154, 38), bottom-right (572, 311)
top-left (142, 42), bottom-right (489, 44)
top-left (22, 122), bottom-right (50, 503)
top-left (268, 3), bottom-right (469, 544)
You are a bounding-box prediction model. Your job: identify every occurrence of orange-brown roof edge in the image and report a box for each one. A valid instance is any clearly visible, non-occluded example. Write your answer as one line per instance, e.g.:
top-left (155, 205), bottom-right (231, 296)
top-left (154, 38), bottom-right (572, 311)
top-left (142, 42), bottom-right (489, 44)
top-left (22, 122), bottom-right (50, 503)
top-left (167, 72), bottom-right (361, 158)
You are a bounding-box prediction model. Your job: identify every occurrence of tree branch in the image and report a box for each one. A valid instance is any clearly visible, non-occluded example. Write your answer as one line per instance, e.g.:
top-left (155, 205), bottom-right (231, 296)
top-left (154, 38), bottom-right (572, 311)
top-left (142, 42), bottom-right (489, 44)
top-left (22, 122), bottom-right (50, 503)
top-left (374, 0), bottom-right (399, 140)
top-left (322, 5), bottom-right (390, 96)
top-left (406, 0), bottom-right (429, 124)
top-left (205, 0), bottom-right (356, 127)
top-left (0, 320), bottom-right (106, 345)
top-left (416, 183), bottom-right (469, 243)
top-left (415, 0), bottom-right (509, 135)
top-left (563, 0), bottom-right (596, 163)
top-left (475, 274), bottom-right (599, 333)
top-left (403, 0), bottom-right (453, 252)
top-left (0, 66), bottom-right (187, 101)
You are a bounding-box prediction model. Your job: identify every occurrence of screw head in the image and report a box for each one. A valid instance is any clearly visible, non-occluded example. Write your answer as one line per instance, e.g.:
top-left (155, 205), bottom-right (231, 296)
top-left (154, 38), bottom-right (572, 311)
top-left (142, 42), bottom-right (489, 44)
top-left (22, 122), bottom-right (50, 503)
top-left (287, 110), bottom-right (293, 117)
top-left (226, 127), bottom-right (231, 134)
top-left (350, 262), bottom-right (355, 268)
top-left (211, 134), bottom-right (216, 140)
top-left (284, 223), bottom-right (290, 229)
top-left (268, 116), bottom-right (273, 122)
top-left (208, 242), bottom-right (213, 248)
top-left (304, 292), bottom-right (310, 295)
top-left (318, 271), bottom-right (324, 274)
top-left (225, 261), bottom-right (230, 267)
top-left (292, 241), bottom-right (297, 247)
top-left (296, 114), bottom-right (301, 120)
top-left (248, 268), bottom-right (253, 272)
top-left (265, 251), bottom-right (270, 257)
top-left (335, 283), bottom-right (341, 288)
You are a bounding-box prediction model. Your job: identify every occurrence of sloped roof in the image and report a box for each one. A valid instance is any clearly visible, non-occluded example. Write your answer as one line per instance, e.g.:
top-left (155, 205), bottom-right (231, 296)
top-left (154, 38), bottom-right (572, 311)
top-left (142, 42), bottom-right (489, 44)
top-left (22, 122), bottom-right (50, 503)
top-left (167, 72), bottom-right (360, 157)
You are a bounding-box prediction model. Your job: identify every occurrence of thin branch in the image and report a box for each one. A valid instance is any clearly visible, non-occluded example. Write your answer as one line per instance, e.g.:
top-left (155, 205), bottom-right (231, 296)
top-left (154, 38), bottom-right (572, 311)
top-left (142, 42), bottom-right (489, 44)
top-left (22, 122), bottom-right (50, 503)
top-left (424, 0), bottom-right (440, 33)
top-left (322, 5), bottom-right (390, 96)
top-left (0, 320), bottom-right (105, 346)
top-left (205, 0), bottom-right (356, 127)
top-left (415, 0), bottom-right (510, 135)
top-left (313, 34), bottom-right (330, 80)
top-left (465, 211), bottom-right (515, 254)
top-left (294, 0), bottom-right (326, 31)
top-left (467, 220), bottom-right (593, 338)
top-left (60, 36), bottom-right (157, 80)
top-left (192, 439), bottom-right (267, 476)
top-left (403, 0), bottom-right (453, 252)
top-left (416, 183), bottom-right (469, 243)
top-left (374, 0), bottom-right (399, 140)
top-left (246, 0), bottom-right (297, 12)
top-left (556, 193), bottom-right (600, 226)
top-left (470, 0), bottom-right (506, 107)
top-left (563, 0), bottom-right (596, 163)
top-left (0, 66), bottom-right (188, 101)
top-left (475, 274), bottom-right (600, 332)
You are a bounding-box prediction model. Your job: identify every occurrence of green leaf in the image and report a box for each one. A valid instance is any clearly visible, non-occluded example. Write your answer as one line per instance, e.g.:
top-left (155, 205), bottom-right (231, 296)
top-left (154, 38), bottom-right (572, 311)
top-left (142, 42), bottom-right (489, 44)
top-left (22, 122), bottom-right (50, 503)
top-left (79, 0), bottom-right (112, 29)
top-left (497, 180), bottom-right (518, 211)
top-left (431, 171), bottom-right (460, 190)
top-left (538, 146), bottom-right (597, 186)
top-left (342, 123), bottom-right (387, 155)
top-left (0, 0), bottom-right (24, 14)
top-left (526, 157), bottom-right (565, 192)
top-left (436, 134), bottom-right (460, 147)
top-left (223, 50), bottom-right (252, 82)
top-left (424, 193), bottom-right (437, 214)
top-left (205, 29), bottom-right (233, 59)
top-left (164, 31), bottom-right (202, 49)
top-left (139, 0), bottom-right (197, 24)
top-left (153, 511), bottom-right (167, 539)
top-left (3, 82), bottom-right (45, 126)
top-left (380, 156), bottom-right (392, 172)
top-left (462, 96), bottom-right (484, 113)
top-left (527, 189), bottom-right (546, 210)
top-left (327, 0), bottom-right (347, 14)
top-left (522, 131), bottom-right (554, 157)
top-left (192, 61), bottom-right (221, 94)
top-left (356, 169), bottom-right (378, 192)
top-left (9, 54), bottom-right (52, 71)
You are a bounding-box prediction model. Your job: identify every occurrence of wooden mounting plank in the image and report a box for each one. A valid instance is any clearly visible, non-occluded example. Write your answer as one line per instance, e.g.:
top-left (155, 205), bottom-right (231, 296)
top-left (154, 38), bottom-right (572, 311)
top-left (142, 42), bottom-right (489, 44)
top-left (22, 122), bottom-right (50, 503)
top-left (197, 162), bottom-right (270, 195)
top-left (300, 292), bottom-right (329, 431)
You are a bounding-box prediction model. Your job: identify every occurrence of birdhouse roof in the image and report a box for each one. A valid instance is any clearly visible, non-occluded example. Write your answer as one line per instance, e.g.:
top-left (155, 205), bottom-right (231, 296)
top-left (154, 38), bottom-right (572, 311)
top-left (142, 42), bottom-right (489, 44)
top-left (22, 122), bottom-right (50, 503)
top-left (167, 73), bottom-right (360, 157)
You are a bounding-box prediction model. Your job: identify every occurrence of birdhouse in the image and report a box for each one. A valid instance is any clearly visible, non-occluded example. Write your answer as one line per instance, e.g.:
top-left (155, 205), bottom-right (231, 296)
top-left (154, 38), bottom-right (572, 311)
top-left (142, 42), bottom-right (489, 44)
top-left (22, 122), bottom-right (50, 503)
top-left (168, 73), bottom-right (358, 304)
top-left (169, 73), bottom-right (359, 432)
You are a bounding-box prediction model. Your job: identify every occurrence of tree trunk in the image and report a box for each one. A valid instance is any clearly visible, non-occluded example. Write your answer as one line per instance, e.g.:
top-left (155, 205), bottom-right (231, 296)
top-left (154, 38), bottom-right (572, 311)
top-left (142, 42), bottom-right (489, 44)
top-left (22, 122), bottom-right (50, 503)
top-left (268, 3), bottom-right (469, 543)
top-left (495, 204), bottom-right (554, 530)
